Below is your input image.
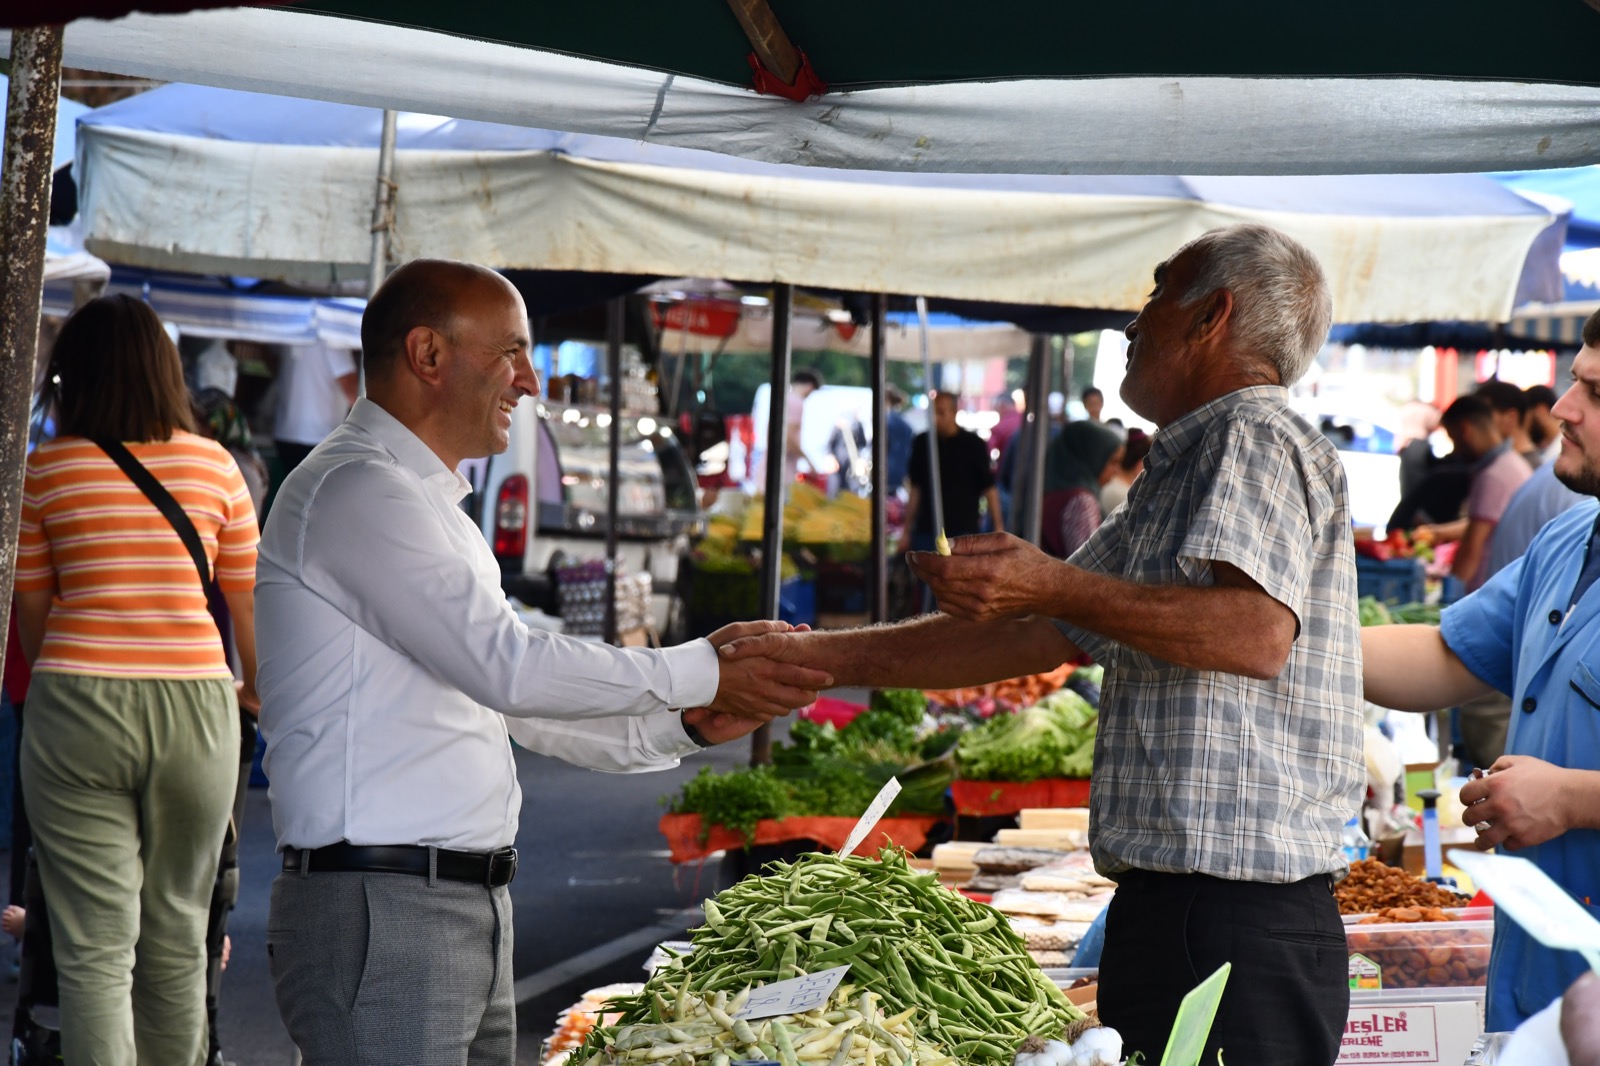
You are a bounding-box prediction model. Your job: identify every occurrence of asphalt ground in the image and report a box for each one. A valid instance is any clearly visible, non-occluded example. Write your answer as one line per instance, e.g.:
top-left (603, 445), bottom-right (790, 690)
top-left (0, 719), bottom-right (781, 1066)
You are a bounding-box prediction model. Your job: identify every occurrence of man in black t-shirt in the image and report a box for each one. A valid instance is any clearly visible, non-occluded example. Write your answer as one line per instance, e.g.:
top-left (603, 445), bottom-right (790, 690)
top-left (902, 392), bottom-right (1002, 553)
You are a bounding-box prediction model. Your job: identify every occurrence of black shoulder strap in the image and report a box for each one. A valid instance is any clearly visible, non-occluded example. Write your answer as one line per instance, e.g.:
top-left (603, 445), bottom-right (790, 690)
top-left (93, 438), bottom-right (212, 590)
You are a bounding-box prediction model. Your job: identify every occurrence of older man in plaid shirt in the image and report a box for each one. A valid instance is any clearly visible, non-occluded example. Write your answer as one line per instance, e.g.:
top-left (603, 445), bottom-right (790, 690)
top-left (724, 223), bottom-right (1363, 1065)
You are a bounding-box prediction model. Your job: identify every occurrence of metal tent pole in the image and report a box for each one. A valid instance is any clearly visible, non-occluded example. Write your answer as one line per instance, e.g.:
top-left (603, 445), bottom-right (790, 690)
top-left (0, 26), bottom-right (62, 687)
top-left (1020, 334), bottom-right (1051, 546)
top-left (868, 293), bottom-right (888, 623)
top-left (915, 297), bottom-right (944, 542)
top-left (604, 297), bottom-right (625, 646)
top-left (751, 282), bottom-right (794, 766)
top-left (366, 109), bottom-right (398, 298)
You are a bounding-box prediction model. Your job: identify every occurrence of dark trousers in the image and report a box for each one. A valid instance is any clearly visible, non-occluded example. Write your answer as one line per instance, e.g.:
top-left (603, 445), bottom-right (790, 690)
top-left (1098, 869), bottom-right (1349, 1066)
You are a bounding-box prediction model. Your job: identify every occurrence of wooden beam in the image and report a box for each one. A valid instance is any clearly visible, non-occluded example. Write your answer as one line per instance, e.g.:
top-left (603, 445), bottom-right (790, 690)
top-left (724, 0), bottom-right (802, 86)
top-left (0, 25), bottom-right (62, 687)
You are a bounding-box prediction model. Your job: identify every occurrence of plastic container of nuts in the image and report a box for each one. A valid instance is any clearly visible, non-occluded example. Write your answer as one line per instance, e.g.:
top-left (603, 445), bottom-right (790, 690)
top-left (1343, 906), bottom-right (1494, 989)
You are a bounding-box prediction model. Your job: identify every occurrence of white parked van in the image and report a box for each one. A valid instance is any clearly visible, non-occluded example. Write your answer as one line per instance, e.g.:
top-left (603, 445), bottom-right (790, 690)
top-left (468, 399), bottom-right (703, 638)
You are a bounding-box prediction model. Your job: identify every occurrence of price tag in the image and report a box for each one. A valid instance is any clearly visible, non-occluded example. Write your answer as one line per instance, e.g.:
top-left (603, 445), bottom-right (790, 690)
top-left (1160, 963), bottom-right (1232, 1066)
top-left (1447, 849), bottom-right (1600, 972)
top-left (733, 966), bottom-right (850, 1021)
top-left (838, 777), bottom-right (901, 859)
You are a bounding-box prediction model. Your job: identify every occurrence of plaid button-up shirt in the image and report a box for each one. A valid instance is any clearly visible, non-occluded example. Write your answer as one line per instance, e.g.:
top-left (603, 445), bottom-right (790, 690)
top-left (1056, 386), bottom-right (1364, 883)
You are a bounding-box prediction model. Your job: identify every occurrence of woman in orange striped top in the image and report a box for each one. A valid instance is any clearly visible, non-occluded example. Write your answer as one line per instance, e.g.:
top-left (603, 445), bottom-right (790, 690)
top-left (12, 295), bottom-right (259, 1066)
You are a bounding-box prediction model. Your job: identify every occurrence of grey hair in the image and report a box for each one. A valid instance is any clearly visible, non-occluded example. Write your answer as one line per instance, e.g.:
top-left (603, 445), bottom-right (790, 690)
top-left (1172, 224), bottom-right (1333, 386)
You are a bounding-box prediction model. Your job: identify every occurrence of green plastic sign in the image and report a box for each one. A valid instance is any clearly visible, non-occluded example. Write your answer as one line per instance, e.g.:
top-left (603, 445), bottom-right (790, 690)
top-left (1161, 963), bottom-right (1232, 1066)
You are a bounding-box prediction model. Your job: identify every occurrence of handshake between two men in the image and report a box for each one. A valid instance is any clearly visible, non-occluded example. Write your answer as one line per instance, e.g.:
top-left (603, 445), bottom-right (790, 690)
top-left (695, 534), bottom-right (1084, 733)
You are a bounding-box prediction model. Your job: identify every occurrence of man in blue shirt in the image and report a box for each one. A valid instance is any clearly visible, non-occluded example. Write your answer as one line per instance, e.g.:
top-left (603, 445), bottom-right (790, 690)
top-left (1363, 310), bottom-right (1600, 1031)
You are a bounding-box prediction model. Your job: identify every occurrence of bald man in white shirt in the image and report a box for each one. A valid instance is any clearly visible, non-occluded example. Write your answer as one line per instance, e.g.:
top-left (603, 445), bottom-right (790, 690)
top-left (256, 260), bottom-right (832, 1066)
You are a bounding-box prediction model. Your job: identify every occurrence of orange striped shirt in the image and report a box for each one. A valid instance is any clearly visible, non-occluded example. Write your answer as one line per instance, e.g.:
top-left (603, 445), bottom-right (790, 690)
top-left (16, 433), bottom-right (259, 680)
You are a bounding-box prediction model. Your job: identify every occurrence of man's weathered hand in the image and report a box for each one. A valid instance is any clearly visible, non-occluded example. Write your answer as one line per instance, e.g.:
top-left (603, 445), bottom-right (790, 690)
top-left (709, 634), bottom-right (833, 720)
top-left (718, 628), bottom-right (828, 669)
top-left (707, 618), bottom-right (810, 649)
top-left (1460, 755), bottom-right (1575, 852)
top-left (907, 532), bottom-right (1062, 622)
top-left (681, 706), bottom-right (781, 746)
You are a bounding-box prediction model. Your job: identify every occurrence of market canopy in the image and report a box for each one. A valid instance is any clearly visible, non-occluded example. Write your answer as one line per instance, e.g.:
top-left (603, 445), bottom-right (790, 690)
top-left (74, 83), bottom-right (1564, 324)
top-left (9, 2), bottom-right (1600, 175)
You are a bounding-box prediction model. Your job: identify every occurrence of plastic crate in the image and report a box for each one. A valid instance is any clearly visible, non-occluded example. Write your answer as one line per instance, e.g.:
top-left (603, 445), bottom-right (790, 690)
top-left (779, 578), bottom-right (816, 627)
top-left (1355, 556), bottom-right (1425, 605)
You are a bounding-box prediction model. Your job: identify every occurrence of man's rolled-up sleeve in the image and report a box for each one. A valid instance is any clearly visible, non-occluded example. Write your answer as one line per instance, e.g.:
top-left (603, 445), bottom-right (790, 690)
top-left (1176, 418), bottom-right (1314, 628)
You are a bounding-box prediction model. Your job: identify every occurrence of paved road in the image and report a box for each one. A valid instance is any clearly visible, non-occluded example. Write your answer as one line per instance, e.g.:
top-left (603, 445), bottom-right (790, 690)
top-left (0, 722), bottom-right (776, 1065)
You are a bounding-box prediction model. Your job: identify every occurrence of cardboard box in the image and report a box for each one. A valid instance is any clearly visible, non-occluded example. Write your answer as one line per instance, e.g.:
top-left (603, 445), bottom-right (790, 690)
top-left (1337, 988), bottom-right (1483, 1064)
top-left (1019, 808), bottom-right (1091, 831)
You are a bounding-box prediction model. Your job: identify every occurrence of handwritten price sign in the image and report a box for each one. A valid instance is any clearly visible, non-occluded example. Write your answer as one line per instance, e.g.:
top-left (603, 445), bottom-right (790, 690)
top-left (733, 966), bottom-right (851, 1021)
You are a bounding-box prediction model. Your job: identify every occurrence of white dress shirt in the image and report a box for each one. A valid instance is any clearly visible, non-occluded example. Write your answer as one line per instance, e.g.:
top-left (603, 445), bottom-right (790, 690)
top-left (257, 399), bottom-right (719, 852)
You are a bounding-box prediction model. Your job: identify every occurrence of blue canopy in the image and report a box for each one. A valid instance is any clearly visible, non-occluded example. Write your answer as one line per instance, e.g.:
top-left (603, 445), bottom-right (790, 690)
top-left (1492, 167), bottom-right (1600, 251)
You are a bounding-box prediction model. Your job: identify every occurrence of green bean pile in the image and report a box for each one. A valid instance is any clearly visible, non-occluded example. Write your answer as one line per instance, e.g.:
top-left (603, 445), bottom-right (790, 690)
top-left (593, 849), bottom-right (1081, 1065)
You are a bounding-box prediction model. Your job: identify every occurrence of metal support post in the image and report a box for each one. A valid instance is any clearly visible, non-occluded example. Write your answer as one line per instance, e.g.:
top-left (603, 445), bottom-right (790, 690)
top-left (604, 297), bottom-right (624, 646)
top-left (868, 293), bottom-right (888, 623)
top-left (751, 282), bottom-right (794, 765)
top-left (0, 26), bottom-right (63, 687)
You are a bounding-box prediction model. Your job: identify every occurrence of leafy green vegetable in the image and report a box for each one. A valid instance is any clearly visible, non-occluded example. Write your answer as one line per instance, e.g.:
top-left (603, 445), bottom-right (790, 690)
top-left (1358, 597), bottom-right (1439, 626)
top-left (1358, 596), bottom-right (1394, 626)
top-left (955, 689), bottom-right (1099, 782)
top-left (868, 687), bottom-right (929, 725)
top-left (669, 765), bottom-right (790, 844)
top-left (670, 706), bottom-right (956, 842)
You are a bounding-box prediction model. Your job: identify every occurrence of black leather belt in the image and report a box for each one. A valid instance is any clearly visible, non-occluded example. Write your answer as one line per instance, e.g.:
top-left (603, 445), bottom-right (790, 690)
top-left (282, 842), bottom-right (518, 888)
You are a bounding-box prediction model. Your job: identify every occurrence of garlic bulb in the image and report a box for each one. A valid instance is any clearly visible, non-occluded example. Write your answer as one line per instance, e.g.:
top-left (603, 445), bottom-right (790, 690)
top-left (1012, 1033), bottom-right (1074, 1066)
top-left (1066, 1025), bottom-right (1122, 1066)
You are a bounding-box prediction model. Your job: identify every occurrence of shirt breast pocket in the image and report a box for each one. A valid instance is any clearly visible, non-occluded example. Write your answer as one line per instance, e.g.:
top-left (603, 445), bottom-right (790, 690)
top-left (1569, 660), bottom-right (1600, 713)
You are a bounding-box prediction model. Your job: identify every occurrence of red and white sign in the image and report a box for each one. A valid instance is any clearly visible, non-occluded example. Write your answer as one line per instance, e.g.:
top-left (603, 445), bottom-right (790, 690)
top-left (1336, 1001), bottom-right (1480, 1065)
top-left (651, 298), bottom-right (742, 338)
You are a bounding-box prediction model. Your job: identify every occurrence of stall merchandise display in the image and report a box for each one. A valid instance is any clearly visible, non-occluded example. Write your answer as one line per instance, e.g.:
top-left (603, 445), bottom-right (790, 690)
top-left (1344, 907), bottom-right (1493, 990)
top-left (545, 985), bottom-right (644, 1065)
top-left (663, 693), bottom-right (954, 848)
top-left (658, 813), bottom-right (946, 866)
top-left (954, 690), bottom-right (1098, 784)
top-left (578, 849), bottom-right (1081, 1066)
top-left (943, 672), bottom-right (1102, 819)
top-left (1336, 858), bottom-right (1472, 915)
top-left (1357, 596), bottom-right (1442, 628)
top-left (948, 832), bottom-right (1112, 965)
top-left (923, 664), bottom-right (1081, 717)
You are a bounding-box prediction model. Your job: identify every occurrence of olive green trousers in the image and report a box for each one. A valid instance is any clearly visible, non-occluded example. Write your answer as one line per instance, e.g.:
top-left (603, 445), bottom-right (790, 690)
top-left (21, 672), bottom-right (238, 1066)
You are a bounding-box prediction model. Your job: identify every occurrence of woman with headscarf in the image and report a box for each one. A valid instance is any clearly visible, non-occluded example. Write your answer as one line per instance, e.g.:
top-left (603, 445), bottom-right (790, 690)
top-left (1040, 420), bottom-right (1124, 559)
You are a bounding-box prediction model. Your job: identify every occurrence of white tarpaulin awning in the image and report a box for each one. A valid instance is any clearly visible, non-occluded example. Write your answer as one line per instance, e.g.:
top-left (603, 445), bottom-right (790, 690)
top-left (74, 84), bottom-right (1563, 325)
top-left (14, 7), bottom-right (1600, 176)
